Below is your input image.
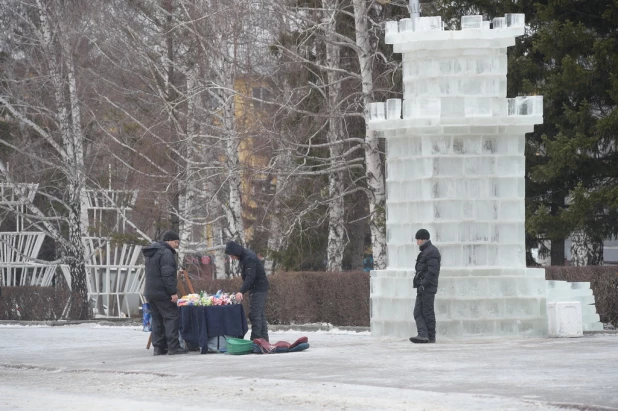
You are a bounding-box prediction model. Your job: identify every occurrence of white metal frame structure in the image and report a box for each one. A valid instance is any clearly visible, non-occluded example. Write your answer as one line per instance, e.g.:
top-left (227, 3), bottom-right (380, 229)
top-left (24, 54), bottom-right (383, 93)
top-left (0, 232), bottom-right (46, 263)
top-left (76, 187), bottom-right (144, 318)
top-left (0, 183), bottom-right (38, 232)
top-left (0, 184), bottom-right (58, 287)
top-left (60, 263), bottom-right (145, 318)
top-left (61, 236), bottom-right (145, 317)
top-left (83, 189), bottom-right (138, 234)
top-left (1, 182), bottom-right (146, 318)
top-left (1, 264), bottom-right (57, 287)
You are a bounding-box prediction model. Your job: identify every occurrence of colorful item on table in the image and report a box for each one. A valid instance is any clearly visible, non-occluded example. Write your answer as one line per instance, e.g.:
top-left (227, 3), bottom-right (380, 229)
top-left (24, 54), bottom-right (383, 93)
top-left (177, 291), bottom-right (240, 306)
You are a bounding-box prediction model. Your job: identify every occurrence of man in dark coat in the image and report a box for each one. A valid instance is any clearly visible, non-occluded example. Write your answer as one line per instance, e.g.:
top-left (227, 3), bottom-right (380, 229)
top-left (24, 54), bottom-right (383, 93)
top-left (225, 240), bottom-right (270, 342)
top-left (143, 230), bottom-right (187, 355)
top-left (410, 228), bottom-right (441, 344)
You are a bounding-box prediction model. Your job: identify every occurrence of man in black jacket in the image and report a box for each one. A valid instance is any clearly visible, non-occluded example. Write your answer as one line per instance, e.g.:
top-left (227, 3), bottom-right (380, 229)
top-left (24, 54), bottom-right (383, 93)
top-left (225, 240), bottom-right (270, 342)
top-left (410, 229), bottom-right (441, 344)
top-left (143, 230), bottom-right (187, 355)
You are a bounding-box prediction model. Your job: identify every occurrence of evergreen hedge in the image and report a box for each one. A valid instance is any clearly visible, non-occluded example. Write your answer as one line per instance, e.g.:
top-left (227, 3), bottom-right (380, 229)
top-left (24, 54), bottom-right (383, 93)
top-left (0, 286), bottom-right (70, 321)
top-left (191, 271), bottom-right (371, 327)
top-left (1, 267), bottom-right (616, 326)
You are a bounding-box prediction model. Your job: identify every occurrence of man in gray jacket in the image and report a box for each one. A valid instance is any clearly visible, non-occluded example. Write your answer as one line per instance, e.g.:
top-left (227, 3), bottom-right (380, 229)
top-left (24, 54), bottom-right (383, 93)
top-left (410, 228), bottom-right (441, 344)
top-left (143, 230), bottom-right (187, 355)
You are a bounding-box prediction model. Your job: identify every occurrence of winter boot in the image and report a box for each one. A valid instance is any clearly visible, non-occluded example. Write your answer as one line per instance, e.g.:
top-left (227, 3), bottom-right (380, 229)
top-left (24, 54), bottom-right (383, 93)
top-left (153, 347), bottom-right (168, 356)
top-left (409, 336), bottom-right (429, 344)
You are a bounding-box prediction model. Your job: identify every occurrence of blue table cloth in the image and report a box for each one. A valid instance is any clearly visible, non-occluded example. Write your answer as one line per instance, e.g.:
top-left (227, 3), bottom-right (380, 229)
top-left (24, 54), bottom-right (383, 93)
top-left (180, 305), bottom-right (248, 354)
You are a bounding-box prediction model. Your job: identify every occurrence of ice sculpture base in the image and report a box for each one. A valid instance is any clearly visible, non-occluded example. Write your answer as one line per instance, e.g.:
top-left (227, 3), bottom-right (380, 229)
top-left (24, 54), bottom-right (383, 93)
top-left (547, 281), bottom-right (603, 331)
top-left (370, 267), bottom-right (548, 339)
top-left (547, 301), bottom-right (584, 338)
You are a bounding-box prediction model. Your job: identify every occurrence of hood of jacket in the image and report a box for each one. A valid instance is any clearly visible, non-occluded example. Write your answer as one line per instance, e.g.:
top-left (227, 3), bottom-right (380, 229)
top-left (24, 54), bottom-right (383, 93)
top-left (225, 240), bottom-right (244, 257)
top-left (142, 241), bottom-right (176, 258)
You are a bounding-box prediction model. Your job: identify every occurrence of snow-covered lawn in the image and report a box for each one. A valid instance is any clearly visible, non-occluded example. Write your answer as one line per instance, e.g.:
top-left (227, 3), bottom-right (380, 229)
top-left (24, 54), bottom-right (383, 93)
top-left (0, 324), bottom-right (616, 410)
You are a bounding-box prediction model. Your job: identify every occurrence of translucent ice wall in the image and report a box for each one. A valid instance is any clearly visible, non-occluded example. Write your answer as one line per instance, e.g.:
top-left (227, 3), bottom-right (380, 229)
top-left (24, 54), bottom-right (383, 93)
top-left (369, 14), bottom-right (548, 339)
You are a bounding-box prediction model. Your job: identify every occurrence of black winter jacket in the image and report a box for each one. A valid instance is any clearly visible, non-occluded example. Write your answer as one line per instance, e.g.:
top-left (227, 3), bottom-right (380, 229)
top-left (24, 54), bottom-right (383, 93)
top-left (225, 241), bottom-right (269, 294)
top-left (413, 240), bottom-right (441, 294)
top-left (143, 241), bottom-right (178, 301)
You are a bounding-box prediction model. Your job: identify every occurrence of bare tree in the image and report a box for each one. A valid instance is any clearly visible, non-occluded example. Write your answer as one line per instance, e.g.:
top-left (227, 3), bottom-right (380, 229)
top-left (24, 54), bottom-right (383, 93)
top-left (88, 0), bottom-right (282, 276)
top-left (0, 0), bottom-right (96, 318)
top-left (261, 0), bottom-right (402, 271)
top-left (321, 0), bottom-right (347, 271)
top-left (1, 0), bottom-right (403, 284)
top-left (352, 0), bottom-right (387, 269)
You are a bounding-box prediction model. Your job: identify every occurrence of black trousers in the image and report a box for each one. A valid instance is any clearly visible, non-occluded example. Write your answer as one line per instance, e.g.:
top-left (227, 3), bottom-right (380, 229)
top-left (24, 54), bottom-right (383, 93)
top-left (249, 290), bottom-right (269, 341)
top-left (149, 299), bottom-right (181, 351)
top-left (414, 291), bottom-right (436, 340)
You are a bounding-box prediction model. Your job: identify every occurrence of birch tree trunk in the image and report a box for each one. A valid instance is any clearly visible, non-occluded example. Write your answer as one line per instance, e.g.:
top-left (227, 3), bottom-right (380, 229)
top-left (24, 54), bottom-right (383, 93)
top-left (39, 0), bottom-right (89, 318)
top-left (164, 0), bottom-right (182, 234)
top-left (265, 152), bottom-right (292, 275)
top-left (322, 0), bottom-right (346, 272)
top-left (178, 67), bottom-right (199, 265)
top-left (201, 1), bottom-right (246, 249)
top-left (224, 130), bottom-right (245, 245)
top-left (224, 122), bottom-right (243, 277)
top-left (352, 0), bottom-right (387, 270)
top-left (220, 89), bottom-right (245, 246)
top-left (570, 231), bottom-right (604, 266)
top-left (205, 178), bottom-right (229, 279)
top-left (213, 63), bottom-right (244, 275)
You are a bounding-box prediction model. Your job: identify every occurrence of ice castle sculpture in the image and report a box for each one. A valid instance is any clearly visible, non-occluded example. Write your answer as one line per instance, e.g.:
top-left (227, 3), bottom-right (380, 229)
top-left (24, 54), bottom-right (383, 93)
top-left (368, 14), bottom-right (550, 339)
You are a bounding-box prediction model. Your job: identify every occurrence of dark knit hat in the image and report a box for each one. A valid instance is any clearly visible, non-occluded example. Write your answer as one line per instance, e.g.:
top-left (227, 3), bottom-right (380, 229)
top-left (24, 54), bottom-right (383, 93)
top-left (224, 240), bottom-right (243, 257)
top-left (162, 230), bottom-right (180, 242)
top-left (415, 229), bottom-right (430, 240)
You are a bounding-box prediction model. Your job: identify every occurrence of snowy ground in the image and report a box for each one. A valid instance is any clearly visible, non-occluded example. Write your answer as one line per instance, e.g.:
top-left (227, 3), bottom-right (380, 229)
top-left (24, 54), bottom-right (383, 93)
top-left (0, 324), bottom-right (617, 411)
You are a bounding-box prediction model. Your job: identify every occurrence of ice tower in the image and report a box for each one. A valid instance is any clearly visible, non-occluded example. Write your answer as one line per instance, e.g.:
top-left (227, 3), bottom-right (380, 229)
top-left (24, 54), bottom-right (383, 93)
top-left (368, 14), bottom-right (549, 339)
